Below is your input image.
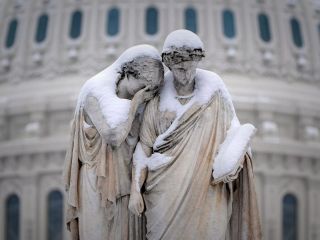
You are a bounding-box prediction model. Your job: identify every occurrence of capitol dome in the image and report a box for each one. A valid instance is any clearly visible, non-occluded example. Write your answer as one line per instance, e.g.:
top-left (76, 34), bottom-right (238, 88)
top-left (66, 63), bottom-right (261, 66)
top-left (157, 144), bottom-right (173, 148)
top-left (0, 0), bottom-right (320, 239)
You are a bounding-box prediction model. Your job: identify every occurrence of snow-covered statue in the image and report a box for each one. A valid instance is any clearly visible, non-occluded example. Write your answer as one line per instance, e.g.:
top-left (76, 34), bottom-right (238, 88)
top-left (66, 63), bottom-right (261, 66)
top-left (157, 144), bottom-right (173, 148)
top-left (63, 44), bottom-right (164, 240)
top-left (129, 30), bottom-right (262, 240)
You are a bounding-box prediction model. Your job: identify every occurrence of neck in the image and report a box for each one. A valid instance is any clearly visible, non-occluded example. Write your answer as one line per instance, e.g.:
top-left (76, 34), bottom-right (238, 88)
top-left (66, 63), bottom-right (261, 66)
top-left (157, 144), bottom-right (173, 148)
top-left (173, 77), bottom-right (195, 96)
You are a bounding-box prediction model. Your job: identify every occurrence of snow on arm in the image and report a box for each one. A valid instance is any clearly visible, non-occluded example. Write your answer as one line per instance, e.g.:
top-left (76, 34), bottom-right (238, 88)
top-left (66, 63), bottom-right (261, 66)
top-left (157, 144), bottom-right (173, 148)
top-left (211, 75), bottom-right (256, 181)
top-left (212, 116), bottom-right (256, 181)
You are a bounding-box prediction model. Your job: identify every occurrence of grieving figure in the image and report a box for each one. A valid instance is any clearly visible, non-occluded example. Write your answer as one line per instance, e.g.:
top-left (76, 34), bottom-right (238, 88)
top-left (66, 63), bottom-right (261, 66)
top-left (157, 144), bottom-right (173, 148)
top-left (63, 44), bottom-right (164, 240)
top-left (129, 30), bottom-right (262, 240)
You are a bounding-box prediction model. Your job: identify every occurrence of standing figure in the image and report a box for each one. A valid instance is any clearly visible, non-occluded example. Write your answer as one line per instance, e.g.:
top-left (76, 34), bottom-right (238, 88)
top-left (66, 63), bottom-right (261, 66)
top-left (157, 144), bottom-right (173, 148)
top-left (63, 45), bottom-right (164, 240)
top-left (129, 30), bottom-right (262, 240)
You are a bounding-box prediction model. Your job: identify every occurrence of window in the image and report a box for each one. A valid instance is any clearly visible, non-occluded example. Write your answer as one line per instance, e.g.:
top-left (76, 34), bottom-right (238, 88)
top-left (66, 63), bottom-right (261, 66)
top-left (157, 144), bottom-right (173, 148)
top-left (106, 7), bottom-right (120, 36)
top-left (318, 23), bottom-right (320, 43)
top-left (258, 13), bottom-right (271, 42)
top-left (145, 7), bottom-right (158, 35)
top-left (5, 19), bottom-right (18, 48)
top-left (5, 194), bottom-right (20, 240)
top-left (69, 10), bottom-right (82, 39)
top-left (47, 191), bottom-right (63, 240)
top-left (35, 14), bottom-right (49, 43)
top-left (290, 18), bottom-right (303, 48)
top-left (222, 9), bottom-right (236, 39)
top-left (47, 190), bottom-right (63, 240)
top-left (185, 7), bottom-right (197, 33)
top-left (282, 194), bottom-right (298, 240)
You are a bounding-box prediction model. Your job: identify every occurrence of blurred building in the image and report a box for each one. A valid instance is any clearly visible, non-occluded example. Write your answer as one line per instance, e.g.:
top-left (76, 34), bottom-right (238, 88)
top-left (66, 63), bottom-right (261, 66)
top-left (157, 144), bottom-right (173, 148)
top-left (0, 0), bottom-right (320, 239)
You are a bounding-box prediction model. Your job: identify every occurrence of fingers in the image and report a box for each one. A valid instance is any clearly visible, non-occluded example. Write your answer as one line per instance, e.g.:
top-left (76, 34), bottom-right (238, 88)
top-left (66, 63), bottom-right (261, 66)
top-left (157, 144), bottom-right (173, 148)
top-left (129, 201), bottom-right (140, 216)
top-left (134, 202), bottom-right (141, 216)
top-left (144, 85), bottom-right (151, 91)
top-left (138, 200), bottom-right (144, 214)
top-left (128, 193), bottom-right (145, 216)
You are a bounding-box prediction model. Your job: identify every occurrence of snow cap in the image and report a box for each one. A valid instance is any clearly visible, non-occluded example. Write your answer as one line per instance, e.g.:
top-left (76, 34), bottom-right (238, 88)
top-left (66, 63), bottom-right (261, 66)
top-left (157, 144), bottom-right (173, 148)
top-left (115, 44), bottom-right (161, 70)
top-left (162, 29), bottom-right (204, 54)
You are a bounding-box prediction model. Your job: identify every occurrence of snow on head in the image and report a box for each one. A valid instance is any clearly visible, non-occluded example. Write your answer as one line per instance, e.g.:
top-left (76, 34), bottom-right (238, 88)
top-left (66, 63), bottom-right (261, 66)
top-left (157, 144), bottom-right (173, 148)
top-left (76, 44), bottom-right (161, 129)
top-left (114, 44), bottom-right (161, 70)
top-left (162, 29), bottom-right (204, 54)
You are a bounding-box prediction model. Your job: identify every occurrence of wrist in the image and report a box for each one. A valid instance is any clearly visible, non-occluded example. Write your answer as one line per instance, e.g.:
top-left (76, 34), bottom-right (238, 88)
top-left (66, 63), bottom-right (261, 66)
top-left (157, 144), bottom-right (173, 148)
top-left (131, 183), bottom-right (141, 194)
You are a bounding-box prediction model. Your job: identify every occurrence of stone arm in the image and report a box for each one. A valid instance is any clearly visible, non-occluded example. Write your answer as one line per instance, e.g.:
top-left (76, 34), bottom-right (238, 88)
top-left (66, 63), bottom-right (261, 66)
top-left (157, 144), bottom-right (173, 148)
top-left (84, 94), bottom-right (143, 147)
top-left (129, 142), bottom-right (152, 216)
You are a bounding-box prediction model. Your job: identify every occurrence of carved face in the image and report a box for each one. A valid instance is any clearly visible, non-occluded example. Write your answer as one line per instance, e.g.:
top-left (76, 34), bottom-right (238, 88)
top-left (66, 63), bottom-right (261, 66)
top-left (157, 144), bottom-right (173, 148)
top-left (169, 60), bottom-right (199, 85)
top-left (126, 74), bottom-right (147, 96)
top-left (121, 59), bottom-right (164, 97)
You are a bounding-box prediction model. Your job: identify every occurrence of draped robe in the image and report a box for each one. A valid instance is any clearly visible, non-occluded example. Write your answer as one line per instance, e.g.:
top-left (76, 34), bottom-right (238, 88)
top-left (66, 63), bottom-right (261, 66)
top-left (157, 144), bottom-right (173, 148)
top-left (139, 90), bottom-right (262, 240)
top-left (63, 98), bottom-right (146, 240)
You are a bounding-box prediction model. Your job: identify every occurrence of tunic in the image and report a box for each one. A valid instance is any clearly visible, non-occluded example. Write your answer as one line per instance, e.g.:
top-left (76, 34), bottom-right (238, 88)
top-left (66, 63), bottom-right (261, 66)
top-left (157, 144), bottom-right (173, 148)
top-left (138, 71), bottom-right (261, 240)
top-left (63, 98), bottom-right (146, 240)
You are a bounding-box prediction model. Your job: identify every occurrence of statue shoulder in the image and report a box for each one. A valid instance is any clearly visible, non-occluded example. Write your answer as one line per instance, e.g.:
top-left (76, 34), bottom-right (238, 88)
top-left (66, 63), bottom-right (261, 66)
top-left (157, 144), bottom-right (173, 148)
top-left (83, 94), bottom-right (99, 111)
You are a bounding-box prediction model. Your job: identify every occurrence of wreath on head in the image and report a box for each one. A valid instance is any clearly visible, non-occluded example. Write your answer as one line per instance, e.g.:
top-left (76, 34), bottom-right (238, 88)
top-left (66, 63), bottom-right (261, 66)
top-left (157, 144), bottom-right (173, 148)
top-left (162, 47), bottom-right (205, 67)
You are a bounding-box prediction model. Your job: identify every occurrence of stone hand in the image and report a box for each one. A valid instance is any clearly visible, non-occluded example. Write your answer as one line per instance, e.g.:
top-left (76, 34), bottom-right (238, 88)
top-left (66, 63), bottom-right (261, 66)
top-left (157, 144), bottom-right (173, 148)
top-left (132, 86), bottom-right (157, 105)
top-left (128, 190), bottom-right (145, 216)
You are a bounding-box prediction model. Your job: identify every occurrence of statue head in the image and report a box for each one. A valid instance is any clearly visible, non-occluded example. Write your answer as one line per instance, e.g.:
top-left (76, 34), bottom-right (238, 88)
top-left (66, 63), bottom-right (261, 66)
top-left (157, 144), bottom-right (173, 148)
top-left (116, 45), bottom-right (164, 98)
top-left (162, 30), bottom-right (205, 85)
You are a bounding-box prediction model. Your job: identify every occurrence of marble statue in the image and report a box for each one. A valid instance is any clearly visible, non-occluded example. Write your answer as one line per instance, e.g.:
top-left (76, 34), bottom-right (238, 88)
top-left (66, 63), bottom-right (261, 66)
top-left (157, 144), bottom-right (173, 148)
top-left (63, 44), bottom-right (164, 240)
top-left (129, 30), bottom-right (262, 240)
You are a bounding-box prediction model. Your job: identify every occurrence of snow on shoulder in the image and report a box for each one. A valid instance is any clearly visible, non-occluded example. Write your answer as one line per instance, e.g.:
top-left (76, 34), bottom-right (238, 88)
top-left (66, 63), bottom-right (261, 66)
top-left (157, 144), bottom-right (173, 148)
top-left (154, 69), bottom-right (232, 150)
top-left (162, 29), bottom-right (204, 53)
top-left (114, 44), bottom-right (161, 69)
top-left (150, 68), bottom-right (256, 177)
top-left (76, 44), bottom-right (161, 129)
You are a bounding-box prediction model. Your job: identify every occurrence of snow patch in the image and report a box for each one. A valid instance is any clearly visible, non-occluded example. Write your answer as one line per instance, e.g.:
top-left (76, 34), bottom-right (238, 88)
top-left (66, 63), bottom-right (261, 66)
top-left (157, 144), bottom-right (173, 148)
top-left (162, 29), bottom-right (204, 53)
top-left (213, 120), bottom-right (256, 180)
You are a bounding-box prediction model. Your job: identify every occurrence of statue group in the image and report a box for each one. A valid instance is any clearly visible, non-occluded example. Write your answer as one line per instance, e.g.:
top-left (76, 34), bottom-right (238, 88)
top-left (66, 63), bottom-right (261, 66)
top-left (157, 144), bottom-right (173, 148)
top-left (63, 30), bottom-right (262, 240)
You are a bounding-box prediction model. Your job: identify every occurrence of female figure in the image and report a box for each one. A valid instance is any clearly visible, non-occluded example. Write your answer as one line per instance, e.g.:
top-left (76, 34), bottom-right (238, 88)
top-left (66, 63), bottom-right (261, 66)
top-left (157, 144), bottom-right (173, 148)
top-left (63, 44), bottom-right (164, 240)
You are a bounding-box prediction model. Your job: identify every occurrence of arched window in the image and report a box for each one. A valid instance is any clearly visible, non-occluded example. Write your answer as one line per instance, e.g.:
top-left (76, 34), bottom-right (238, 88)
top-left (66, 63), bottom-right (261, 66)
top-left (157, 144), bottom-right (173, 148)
top-left (185, 7), bottom-right (197, 33)
top-left (69, 10), bottom-right (82, 39)
top-left (47, 190), bottom-right (63, 240)
top-left (106, 7), bottom-right (120, 36)
top-left (290, 18), bottom-right (303, 48)
top-left (5, 19), bottom-right (18, 48)
top-left (5, 194), bottom-right (20, 240)
top-left (318, 23), bottom-right (320, 43)
top-left (35, 14), bottom-right (49, 43)
top-left (145, 7), bottom-right (158, 35)
top-left (222, 9), bottom-right (236, 39)
top-left (282, 194), bottom-right (298, 240)
top-left (258, 13), bottom-right (271, 42)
